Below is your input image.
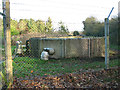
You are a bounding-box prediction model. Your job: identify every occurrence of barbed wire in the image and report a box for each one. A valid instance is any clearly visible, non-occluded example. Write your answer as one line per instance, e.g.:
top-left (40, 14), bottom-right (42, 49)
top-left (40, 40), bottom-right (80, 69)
top-left (10, 3), bottom-right (111, 13)
top-left (0, 2), bottom-right (118, 25)
top-left (10, 2), bottom-right (112, 9)
top-left (11, 9), bottom-right (31, 11)
top-left (0, 1), bottom-right (117, 11)
top-left (8, 5), bottom-right (116, 18)
top-left (0, 2), bottom-right (117, 14)
top-left (9, 8), bottom-right (112, 17)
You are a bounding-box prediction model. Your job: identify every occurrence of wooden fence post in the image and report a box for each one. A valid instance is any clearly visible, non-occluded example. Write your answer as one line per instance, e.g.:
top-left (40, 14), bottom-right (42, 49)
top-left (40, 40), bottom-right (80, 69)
top-left (3, 0), bottom-right (13, 88)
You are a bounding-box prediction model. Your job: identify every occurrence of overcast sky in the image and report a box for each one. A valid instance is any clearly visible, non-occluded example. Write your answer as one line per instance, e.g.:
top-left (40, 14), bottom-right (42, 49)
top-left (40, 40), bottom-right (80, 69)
top-left (0, 0), bottom-right (119, 31)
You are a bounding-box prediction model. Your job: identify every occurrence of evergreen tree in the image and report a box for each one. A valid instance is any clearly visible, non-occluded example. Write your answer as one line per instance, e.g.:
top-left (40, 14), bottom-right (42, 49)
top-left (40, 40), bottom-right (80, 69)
top-left (46, 17), bottom-right (53, 32)
top-left (17, 19), bottom-right (29, 34)
top-left (58, 21), bottom-right (69, 34)
top-left (11, 19), bottom-right (19, 35)
top-left (27, 18), bottom-right (37, 33)
top-left (36, 20), bottom-right (45, 33)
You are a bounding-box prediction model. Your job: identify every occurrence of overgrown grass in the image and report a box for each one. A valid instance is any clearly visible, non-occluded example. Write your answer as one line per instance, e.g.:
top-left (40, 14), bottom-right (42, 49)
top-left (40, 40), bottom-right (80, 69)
top-left (11, 56), bottom-right (119, 78)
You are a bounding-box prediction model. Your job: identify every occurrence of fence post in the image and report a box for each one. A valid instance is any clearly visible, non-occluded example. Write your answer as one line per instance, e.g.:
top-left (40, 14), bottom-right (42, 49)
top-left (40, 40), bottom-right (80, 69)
top-left (104, 18), bottom-right (109, 69)
top-left (104, 7), bottom-right (114, 69)
top-left (2, 0), bottom-right (13, 88)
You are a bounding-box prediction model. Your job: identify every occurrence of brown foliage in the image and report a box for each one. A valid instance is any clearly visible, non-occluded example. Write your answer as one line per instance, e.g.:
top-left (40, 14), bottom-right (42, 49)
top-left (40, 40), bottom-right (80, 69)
top-left (12, 67), bottom-right (119, 89)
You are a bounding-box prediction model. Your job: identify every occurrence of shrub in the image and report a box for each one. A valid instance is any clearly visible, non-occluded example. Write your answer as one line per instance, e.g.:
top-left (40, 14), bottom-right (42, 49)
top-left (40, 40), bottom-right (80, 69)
top-left (73, 31), bottom-right (80, 36)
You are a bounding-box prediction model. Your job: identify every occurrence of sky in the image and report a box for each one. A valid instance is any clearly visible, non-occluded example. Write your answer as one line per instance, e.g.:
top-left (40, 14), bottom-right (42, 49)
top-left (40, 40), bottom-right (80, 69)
top-left (0, 0), bottom-right (119, 31)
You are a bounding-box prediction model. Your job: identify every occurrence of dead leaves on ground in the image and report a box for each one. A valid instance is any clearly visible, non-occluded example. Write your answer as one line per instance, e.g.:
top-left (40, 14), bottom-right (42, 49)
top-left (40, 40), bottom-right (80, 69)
top-left (12, 67), bottom-right (120, 89)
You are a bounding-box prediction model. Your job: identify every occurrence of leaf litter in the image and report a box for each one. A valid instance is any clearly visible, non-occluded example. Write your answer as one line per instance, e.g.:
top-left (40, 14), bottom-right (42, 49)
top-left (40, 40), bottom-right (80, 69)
top-left (12, 67), bottom-right (120, 89)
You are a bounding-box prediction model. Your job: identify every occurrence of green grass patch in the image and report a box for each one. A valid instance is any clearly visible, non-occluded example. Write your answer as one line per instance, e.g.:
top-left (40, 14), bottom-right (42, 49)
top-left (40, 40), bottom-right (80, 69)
top-left (2, 46), bottom-right (119, 78)
top-left (12, 57), bottom-right (119, 78)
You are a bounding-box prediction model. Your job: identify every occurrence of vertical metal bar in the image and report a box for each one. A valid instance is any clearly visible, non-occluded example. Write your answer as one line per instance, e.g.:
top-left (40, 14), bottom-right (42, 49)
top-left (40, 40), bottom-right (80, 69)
top-left (2, 1), bottom-right (6, 41)
top-left (104, 7), bottom-right (114, 69)
top-left (105, 18), bottom-right (110, 69)
top-left (105, 18), bottom-right (108, 69)
top-left (0, 1), bottom-right (6, 89)
top-left (2, 1), bottom-right (6, 89)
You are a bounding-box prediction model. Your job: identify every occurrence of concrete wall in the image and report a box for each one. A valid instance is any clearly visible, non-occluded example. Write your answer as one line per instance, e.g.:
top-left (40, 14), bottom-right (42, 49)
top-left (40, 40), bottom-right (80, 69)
top-left (29, 37), bottom-right (105, 59)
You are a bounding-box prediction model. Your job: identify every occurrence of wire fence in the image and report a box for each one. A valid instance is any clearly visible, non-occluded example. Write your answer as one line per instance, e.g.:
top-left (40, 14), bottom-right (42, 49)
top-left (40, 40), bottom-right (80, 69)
top-left (0, 1), bottom-right (119, 88)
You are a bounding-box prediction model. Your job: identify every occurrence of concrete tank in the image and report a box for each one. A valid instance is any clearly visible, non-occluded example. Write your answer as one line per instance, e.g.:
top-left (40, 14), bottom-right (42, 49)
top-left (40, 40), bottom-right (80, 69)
top-left (29, 37), bottom-right (105, 59)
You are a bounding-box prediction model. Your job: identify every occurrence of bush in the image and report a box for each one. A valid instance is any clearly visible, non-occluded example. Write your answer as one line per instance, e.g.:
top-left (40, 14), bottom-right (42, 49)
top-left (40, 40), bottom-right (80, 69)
top-left (73, 31), bottom-right (80, 36)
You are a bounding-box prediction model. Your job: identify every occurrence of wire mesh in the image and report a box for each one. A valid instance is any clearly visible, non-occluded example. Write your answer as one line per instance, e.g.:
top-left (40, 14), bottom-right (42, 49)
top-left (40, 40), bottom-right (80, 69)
top-left (0, 0), bottom-right (119, 88)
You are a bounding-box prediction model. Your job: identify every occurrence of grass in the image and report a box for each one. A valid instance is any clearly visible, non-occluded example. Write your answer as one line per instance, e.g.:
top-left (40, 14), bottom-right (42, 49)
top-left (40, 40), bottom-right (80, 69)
top-left (1, 45), bottom-right (119, 78)
top-left (10, 56), bottom-right (119, 78)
